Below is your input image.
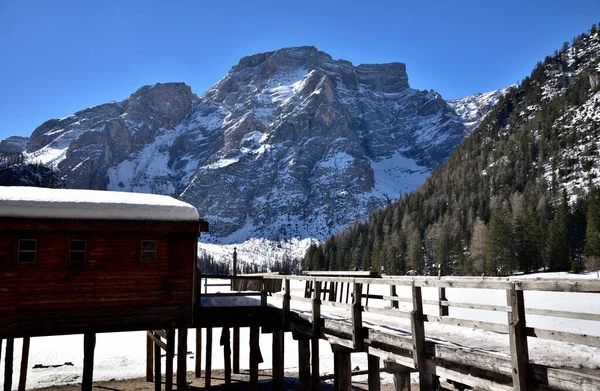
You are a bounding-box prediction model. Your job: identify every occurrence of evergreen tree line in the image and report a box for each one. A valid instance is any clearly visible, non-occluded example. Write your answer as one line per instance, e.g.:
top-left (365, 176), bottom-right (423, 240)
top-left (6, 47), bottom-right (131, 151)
top-left (304, 25), bottom-right (600, 276)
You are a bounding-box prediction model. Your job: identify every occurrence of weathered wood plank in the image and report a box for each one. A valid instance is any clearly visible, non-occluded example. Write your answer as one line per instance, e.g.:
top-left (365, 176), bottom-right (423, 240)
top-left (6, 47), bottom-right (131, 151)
top-left (4, 338), bottom-right (14, 391)
top-left (312, 282), bottom-right (321, 390)
top-left (232, 327), bottom-right (240, 374)
top-left (410, 284), bottom-right (432, 390)
top-left (165, 328), bottom-right (174, 391)
top-left (272, 330), bottom-right (284, 390)
top-left (383, 361), bottom-right (411, 391)
top-left (221, 328), bottom-right (231, 388)
top-left (507, 283), bottom-right (530, 391)
top-left (18, 337), bottom-right (30, 391)
top-left (367, 354), bottom-right (381, 391)
top-left (146, 334), bottom-right (153, 382)
top-left (194, 328), bottom-right (201, 378)
top-left (352, 283), bottom-right (363, 350)
top-left (82, 332), bottom-right (96, 391)
top-left (146, 331), bottom-right (168, 351)
top-left (424, 315), bottom-right (509, 334)
top-left (154, 333), bottom-right (161, 391)
top-left (205, 328), bottom-right (212, 389)
top-left (364, 306), bottom-right (411, 319)
top-left (525, 307), bottom-right (600, 322)
top-left (298, 339), bottom-right (311, 391)
top-left (337, 350), bottom-right (352, 391)
top-left (177, 327), bottom-right (187, 391)
top-left (249, 326), bottom-right (260, 391)
top-left (526, 327), bottom-right (600, 347)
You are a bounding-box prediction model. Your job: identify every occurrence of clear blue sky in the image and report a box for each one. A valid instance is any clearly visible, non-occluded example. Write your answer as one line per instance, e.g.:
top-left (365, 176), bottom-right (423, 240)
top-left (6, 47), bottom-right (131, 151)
top-left (1, 0), bottom-right (599, 140)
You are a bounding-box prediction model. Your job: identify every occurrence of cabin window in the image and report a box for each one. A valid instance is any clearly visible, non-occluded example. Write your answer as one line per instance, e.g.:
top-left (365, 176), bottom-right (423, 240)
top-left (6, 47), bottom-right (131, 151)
top-left (141, 240), bottom-right (157, 263)
top-left (69, 240), bottom-right (87, 263)
top-left (17, 239), bottom-right (37, 263)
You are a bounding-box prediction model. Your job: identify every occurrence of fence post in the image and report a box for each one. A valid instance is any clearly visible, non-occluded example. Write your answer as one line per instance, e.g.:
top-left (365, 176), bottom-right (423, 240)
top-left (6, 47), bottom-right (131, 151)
top-left (390, 285), bottom-right (399, 309)
top-left (352, 282), bottom-right (363, 350)
top-left (283, 278), bottom-right (291, 329)
top-left (312, 280), bottom-right (321, 389)
top-left (507, 282), bottom-right (530, 390)
top-left (438, 287), bottom-right (448, 316)
top-left (411, 282), bottom-right (432, 389)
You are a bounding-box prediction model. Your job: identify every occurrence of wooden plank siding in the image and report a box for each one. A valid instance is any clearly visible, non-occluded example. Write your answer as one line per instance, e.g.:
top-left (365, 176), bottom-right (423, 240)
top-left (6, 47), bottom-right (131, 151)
top-left (0, 218), bottom-right (204, 338)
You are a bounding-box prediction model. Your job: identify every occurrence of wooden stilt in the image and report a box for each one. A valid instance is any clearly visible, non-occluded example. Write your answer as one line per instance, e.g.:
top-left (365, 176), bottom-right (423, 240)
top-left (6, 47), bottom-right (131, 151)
top-left (272, 330), bottom-right (284, 390)
top-left (0, 339), bottom-right (3, 370)
top-left (177, 327), bottom-right (188, 391)
top-left (165, 329), bottom-right (175, 391)
top-left (4, 338), bottom-right (14, 391)
top-left (194, 328), bottom-right (201, 378)
top-left (18, 337), bottom-right (30, 391)
top-left (147, 333), bottom-right (154, 382)
top-left (232, 327), bottom-right (240, 374)
top-left (249, 326), bottom-right (260, 391)
top-left (205, 328), bottom-right (212, 389)
top-left (336, 350), bottom-right (351, 391)
top-left (333, 351), bottom-right (339, 390)
top-left (298, 339), bottom-right (311, 391)
top-left (384, 361), bottom-right (411, 391)
top-left (221, 328), bottom-right (232, 388)
top-left (367, 354), bottom-right (380, 391)
top-left (82, 332), bottom-right (96, 391)
top-left (311, 281), bottom-right (321, 390)
top-left (154, 332), bottom-right (161, 391)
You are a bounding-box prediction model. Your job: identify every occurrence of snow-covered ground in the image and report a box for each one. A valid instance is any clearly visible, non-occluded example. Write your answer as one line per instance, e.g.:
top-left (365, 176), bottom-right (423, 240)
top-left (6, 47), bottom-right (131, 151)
top-left (1, 272), bottom-right (598, 389)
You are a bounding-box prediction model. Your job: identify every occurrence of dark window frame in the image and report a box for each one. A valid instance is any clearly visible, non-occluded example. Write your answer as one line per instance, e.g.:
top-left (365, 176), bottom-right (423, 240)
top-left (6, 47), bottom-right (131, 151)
top-left (69, 239), bottom-right (87, 264)
top-left (141, 240), bottom-right (157, 263)
top-left (17, 239), bottom-right (37, 264)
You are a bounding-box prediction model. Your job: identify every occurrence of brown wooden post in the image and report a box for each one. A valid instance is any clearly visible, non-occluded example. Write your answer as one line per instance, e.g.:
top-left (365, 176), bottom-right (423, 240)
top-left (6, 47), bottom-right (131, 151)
top-left (194, 328), bottom-right (202, 378)
top-left (311, 281), bottom-right (321, 390)
top-left (177, 327), bottom-right (188, 391)
top-left (283, 278), bottom-right (291, 329)
top-left (4, 338), bottom-right (14, 391)
top-left (390, 285), bottom-right (399, 309)
top-left (232, 327), bottom-right (240, 374)
top-left (205, 328), bottom-right (212, 388)
top-left (438, 287), bottom-right (449, 317)
top-left (411, 283), bottom-right (432, 390)
top-left (507, 282), bottom-right (530, 391)
top-left (147, 333), bottom-right (154, 382)
top-left (0, 338), bottom-right (3, 366)
top-left (298, 338), bottom-right (311, 391)
top-left (165, 329), bottom-right (175, 391)
top-left (18, 337), bottom-right (30, 391)
top-left (384, 361), bottom-right (411, 391)
top-left (249, 326), bottom-right (260, 391)
top-left (335, 350), bottom-right (351, 391)
top-left (221, 327), bottom-right (232, 388)
top-left (367, 354), bottom-right (380, 391)
top-left (261, 280), bottom-right (268, 307)
top-left (154, 333), bottom-right (161, 391)
top-left (352, 282), bottom-right (363, 350)
top-left (272, 330), bottom-right (284, 390)
top-left (82, 332), bottom-right (96, 391)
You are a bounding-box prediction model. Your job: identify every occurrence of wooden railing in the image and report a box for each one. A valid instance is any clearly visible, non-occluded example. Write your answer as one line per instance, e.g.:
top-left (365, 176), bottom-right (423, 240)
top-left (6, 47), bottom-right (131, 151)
top-left (264, 274), bottom-right (600, 390)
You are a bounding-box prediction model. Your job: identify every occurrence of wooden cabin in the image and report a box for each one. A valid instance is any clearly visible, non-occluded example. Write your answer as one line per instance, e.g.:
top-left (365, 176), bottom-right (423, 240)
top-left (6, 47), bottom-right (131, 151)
top-left (0, 187), bottom-right (208, 338)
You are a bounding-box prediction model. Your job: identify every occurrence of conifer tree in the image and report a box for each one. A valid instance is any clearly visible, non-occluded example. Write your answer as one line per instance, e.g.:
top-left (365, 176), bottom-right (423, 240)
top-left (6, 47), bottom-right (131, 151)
top-left (546, 191), bottom-right (571, 271)
top-left (584, 187), bottom-right (600, 272)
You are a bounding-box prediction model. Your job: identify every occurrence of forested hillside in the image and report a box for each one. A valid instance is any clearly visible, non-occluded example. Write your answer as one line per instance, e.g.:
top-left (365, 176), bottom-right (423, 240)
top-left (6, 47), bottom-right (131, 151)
top-left (305, 24), bottom-right (600, 276)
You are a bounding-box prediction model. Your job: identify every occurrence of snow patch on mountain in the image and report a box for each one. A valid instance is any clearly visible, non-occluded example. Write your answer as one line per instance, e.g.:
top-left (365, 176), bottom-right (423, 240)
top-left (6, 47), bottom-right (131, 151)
top-left (447, 86), bottom-right (515, 132)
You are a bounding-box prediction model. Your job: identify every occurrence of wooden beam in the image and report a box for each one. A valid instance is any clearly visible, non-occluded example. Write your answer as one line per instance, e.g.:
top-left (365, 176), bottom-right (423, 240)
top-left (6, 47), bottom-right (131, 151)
top-left (232, 327), bottom-right (240, 374)
top-left (154, 332), bottom-right (161, 391)
top-left (272, 330), bottom-right (284, 390)
top-left (146, 331), bottom-right (168, 351)
top-left (18, 337), bottom-right (30, 391)
top-left (221, 328), bottom-right (232, 388)
top-left (312, 281), bottom-right (321, 390)
top-left (82, 332), bottom-right (96, 391)
top-left (507, 283), bottom-right (530, 390)
top-left (384, 361), bottom-right (411, 391)
top-left (165, 329), bottom-right (175, 391)
top-left (352, 282), bottom-right (363, 350)
top-left (205, 328), bottom-right (212, 389)
top-left (336, 350), bottom-right (351, 391)
top-left (177, 327), bottom-right (188, 391)
top-left (367, 354), bottom-right (381, 391)
top-left (411, 284), bottom-right (432, 390)
top-left (4, 338), bottom-right (14, 391)
top-left (298, 338), bottom-right (311, 391)
top-left (194, 328), bottom-right (201, 378)
top-left (249, 326), bottom-right (260, 391)
top-left (146, 333), bottom-right (154, 382)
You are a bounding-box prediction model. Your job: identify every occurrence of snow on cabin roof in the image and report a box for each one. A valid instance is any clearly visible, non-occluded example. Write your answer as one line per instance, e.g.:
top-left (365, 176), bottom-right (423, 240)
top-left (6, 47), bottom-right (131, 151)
top-left (0, 187), bottom-right (200, 221)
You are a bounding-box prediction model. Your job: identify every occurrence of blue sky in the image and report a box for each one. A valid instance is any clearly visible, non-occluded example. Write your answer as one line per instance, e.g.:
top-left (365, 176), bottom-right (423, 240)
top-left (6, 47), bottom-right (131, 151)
top-left (1, 0), bottom-right (599, 140)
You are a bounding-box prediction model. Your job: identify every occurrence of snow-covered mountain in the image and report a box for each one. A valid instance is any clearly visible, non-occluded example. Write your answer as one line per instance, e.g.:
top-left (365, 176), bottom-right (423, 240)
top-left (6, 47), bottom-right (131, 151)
top-left (6, 46), bottom-right (501, 247)
top-left (447, 86), bottom-right (515, 132)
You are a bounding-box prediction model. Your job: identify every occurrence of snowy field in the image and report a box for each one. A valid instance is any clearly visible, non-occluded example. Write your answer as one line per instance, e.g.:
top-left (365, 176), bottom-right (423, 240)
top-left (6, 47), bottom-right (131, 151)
top-left (1, 272), bottom-right (599, 389)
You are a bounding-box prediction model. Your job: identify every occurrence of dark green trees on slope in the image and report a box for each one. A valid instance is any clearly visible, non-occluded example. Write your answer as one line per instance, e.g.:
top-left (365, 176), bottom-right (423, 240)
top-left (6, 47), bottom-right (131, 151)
top-left (305, 24), bottom-right (600, 275)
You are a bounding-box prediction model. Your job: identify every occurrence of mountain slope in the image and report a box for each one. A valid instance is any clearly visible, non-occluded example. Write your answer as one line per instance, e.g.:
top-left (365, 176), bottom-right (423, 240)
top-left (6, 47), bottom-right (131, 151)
top-left (447, 86), bottom-right (515, 132)
top-left (16, 46), bottom-right (472, 243)
top-left (306, 26), bottom-right (600, 274)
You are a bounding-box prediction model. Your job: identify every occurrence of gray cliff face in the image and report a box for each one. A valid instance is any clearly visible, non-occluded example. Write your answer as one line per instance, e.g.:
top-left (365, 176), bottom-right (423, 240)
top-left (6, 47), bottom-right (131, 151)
top-left (0, 136), bottom-right (29, 154)
top-left (13, 47), bottom-right (475, 242)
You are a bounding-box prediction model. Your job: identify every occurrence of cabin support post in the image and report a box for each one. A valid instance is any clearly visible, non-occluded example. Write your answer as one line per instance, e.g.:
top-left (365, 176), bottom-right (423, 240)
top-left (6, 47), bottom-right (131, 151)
top-left (154, 333), bottom-right (161, 391)
top-left (507, 282), bottom-right (530, 390)
top-left (177, 327), bottom-right (188, 391)
top-left (18, 337), bottom-right (30, 391)
top-left (249, 326), bottom-right (260, 391)
top-left (384, 361), bottom-right (411, 391)
top-left (220, 327), bottom-right (232, 388)
top-left (352, 282), bottom-right (363, 350)
top-left (232, 327), bottom-right (240, 374)
top-left (194, 328), bottom-right (201, 378)
top-left (411, 283), bottom-right (433, 390)
top-left (205, 328), bottom-right (212, 388)
top-left (367, 354), bottom-right (380, 391)
top-left (82, 332), bottom-right (96, 391)
top-left (165, 328), bottom-right (175, 391)
top-left (298, 338), bottom-right (311, 391)
top-left (272, 330), bottom-right (284, 390)
top-left (333, 348), bottom-right (351, 391)
top-left (0, 338), bottom-right (3, 365)
top-left (311, 281), bottom-right (321, 390)
top-left (3, 338), bottom-right (14, 391)
top-left (147, 333), bottom-right (154, 382)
